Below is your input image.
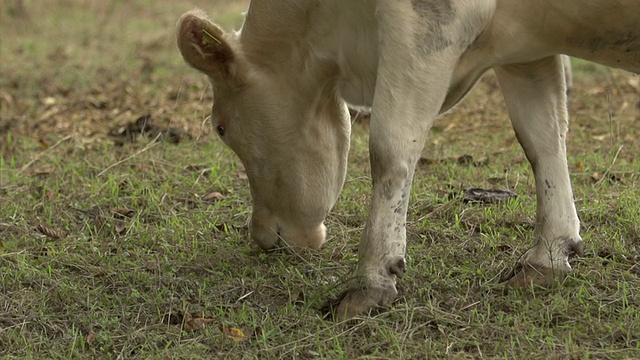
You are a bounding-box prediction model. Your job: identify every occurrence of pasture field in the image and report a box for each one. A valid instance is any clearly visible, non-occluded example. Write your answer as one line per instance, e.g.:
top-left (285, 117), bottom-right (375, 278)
top-left (1, 1), bottom-right (639, 359)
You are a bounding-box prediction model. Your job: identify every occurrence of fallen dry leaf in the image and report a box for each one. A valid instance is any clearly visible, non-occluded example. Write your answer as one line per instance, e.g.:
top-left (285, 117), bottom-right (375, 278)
top-left (463, 187), bottom-right (518, 204)
top-left (457, 154), bottom-right (474, 166)
top-left (592, 172), bottom-right (626, 185)
top-left (330, 250), bottom-right (343, 261)
top-left (110, 114), bottom-right (192, 145)
top-left (203, 191), bottom-right (226, 202)
top-left (111, 208), bottom-right (134, 219)
top-left (184, 317), bottom-right (217, 332)
top-left (114, 221), bottom-right (126, 235)
top-left (145, 259), bottom-right (159, 271)
top-left (221, 325), bottom-right (246, 342)
top-left (86, 330), bottom-right (96, 346)
top-left (0, 239), bottom-right (5, 255)
top-left (35, 224), bottom-right (68, 239)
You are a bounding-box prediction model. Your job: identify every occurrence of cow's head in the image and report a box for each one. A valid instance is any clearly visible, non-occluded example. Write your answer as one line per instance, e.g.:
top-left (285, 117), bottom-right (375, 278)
top-left (176, 10), bottom-right (350, 250)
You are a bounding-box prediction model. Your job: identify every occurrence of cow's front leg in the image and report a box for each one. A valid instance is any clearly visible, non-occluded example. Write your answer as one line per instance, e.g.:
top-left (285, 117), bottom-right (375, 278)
top-left (495, 56), bottom-right (585, 286)
top-left (335, 12), bottom-right (457, 321)
top-left (334, 129), bottom-right (422, 320)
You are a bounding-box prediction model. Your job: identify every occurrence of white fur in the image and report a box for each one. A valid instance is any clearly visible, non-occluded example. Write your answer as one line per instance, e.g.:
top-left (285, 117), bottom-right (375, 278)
top-left (177, 0), bottom-right (640, 318)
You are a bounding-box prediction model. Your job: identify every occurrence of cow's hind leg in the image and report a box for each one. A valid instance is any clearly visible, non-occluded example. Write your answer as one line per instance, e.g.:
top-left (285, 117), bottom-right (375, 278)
top-left (495, 56), bottom-right (584, 286)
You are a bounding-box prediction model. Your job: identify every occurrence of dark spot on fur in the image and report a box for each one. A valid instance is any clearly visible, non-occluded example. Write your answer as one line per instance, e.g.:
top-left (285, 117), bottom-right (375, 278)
top-left (382, 179), bottom-right (394, 200)
top-left (574, 31), bottom-right (639, 55)
top-left (411, 0), bottom-right (455, 52)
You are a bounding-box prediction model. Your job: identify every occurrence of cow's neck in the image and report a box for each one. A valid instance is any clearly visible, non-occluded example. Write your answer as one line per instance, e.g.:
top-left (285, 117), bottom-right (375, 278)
top-left (241, 1), bottom-right (379, 108)
top-left (240, 2), bottom-right (317, 72)
top-left (239, 1), bottom-right (342, 116)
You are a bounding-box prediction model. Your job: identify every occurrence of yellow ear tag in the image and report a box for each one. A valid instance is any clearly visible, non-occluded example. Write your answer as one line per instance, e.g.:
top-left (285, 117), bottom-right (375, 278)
top-left (202, 29), bottom-right (221, 46)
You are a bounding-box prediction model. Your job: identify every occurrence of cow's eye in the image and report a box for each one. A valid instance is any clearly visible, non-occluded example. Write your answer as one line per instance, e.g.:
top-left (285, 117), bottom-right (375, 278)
top-left (216, 125), bottom-right (225, 137)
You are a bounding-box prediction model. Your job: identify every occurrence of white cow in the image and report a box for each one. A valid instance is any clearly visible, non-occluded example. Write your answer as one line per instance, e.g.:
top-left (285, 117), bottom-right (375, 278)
top-left (176, 1), bottom-right (640, 320)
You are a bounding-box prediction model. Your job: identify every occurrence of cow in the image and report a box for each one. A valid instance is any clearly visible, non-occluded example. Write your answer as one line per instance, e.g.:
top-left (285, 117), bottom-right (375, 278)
top-left (176, 1), bottom-right (640, 320)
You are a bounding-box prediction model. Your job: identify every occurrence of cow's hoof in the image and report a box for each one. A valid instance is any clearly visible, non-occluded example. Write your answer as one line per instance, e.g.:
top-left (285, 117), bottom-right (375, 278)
top-left (332, 285), bottom-right (398, 321)
top-left (500, 262), bottom-right (557, 287)
top-left (501, 237), bottom-right (585, 287)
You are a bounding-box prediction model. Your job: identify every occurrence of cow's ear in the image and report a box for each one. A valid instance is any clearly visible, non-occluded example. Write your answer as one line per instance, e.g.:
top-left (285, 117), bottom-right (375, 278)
top-left (176, 10), bottom-right (243, 84)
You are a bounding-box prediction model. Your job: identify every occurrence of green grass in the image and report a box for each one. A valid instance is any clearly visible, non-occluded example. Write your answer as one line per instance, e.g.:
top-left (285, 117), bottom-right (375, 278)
top-left (1, 1), bottom-right (639, 359)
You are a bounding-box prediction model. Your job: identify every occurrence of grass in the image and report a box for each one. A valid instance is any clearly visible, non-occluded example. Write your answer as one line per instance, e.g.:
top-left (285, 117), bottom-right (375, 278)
top-left (1, 1), bottom-right (639, 358)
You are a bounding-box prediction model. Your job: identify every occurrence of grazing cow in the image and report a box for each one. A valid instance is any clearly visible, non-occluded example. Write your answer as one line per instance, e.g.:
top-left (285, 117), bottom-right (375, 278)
top-left (176, 1), bottom-right (640, 320)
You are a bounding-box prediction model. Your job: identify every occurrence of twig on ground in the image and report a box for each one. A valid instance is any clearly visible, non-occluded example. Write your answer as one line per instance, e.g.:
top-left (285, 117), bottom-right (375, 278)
top-left (97, 133), bottom-right (161, 177)
top-left (19, 135), bottom-right (73, 173)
